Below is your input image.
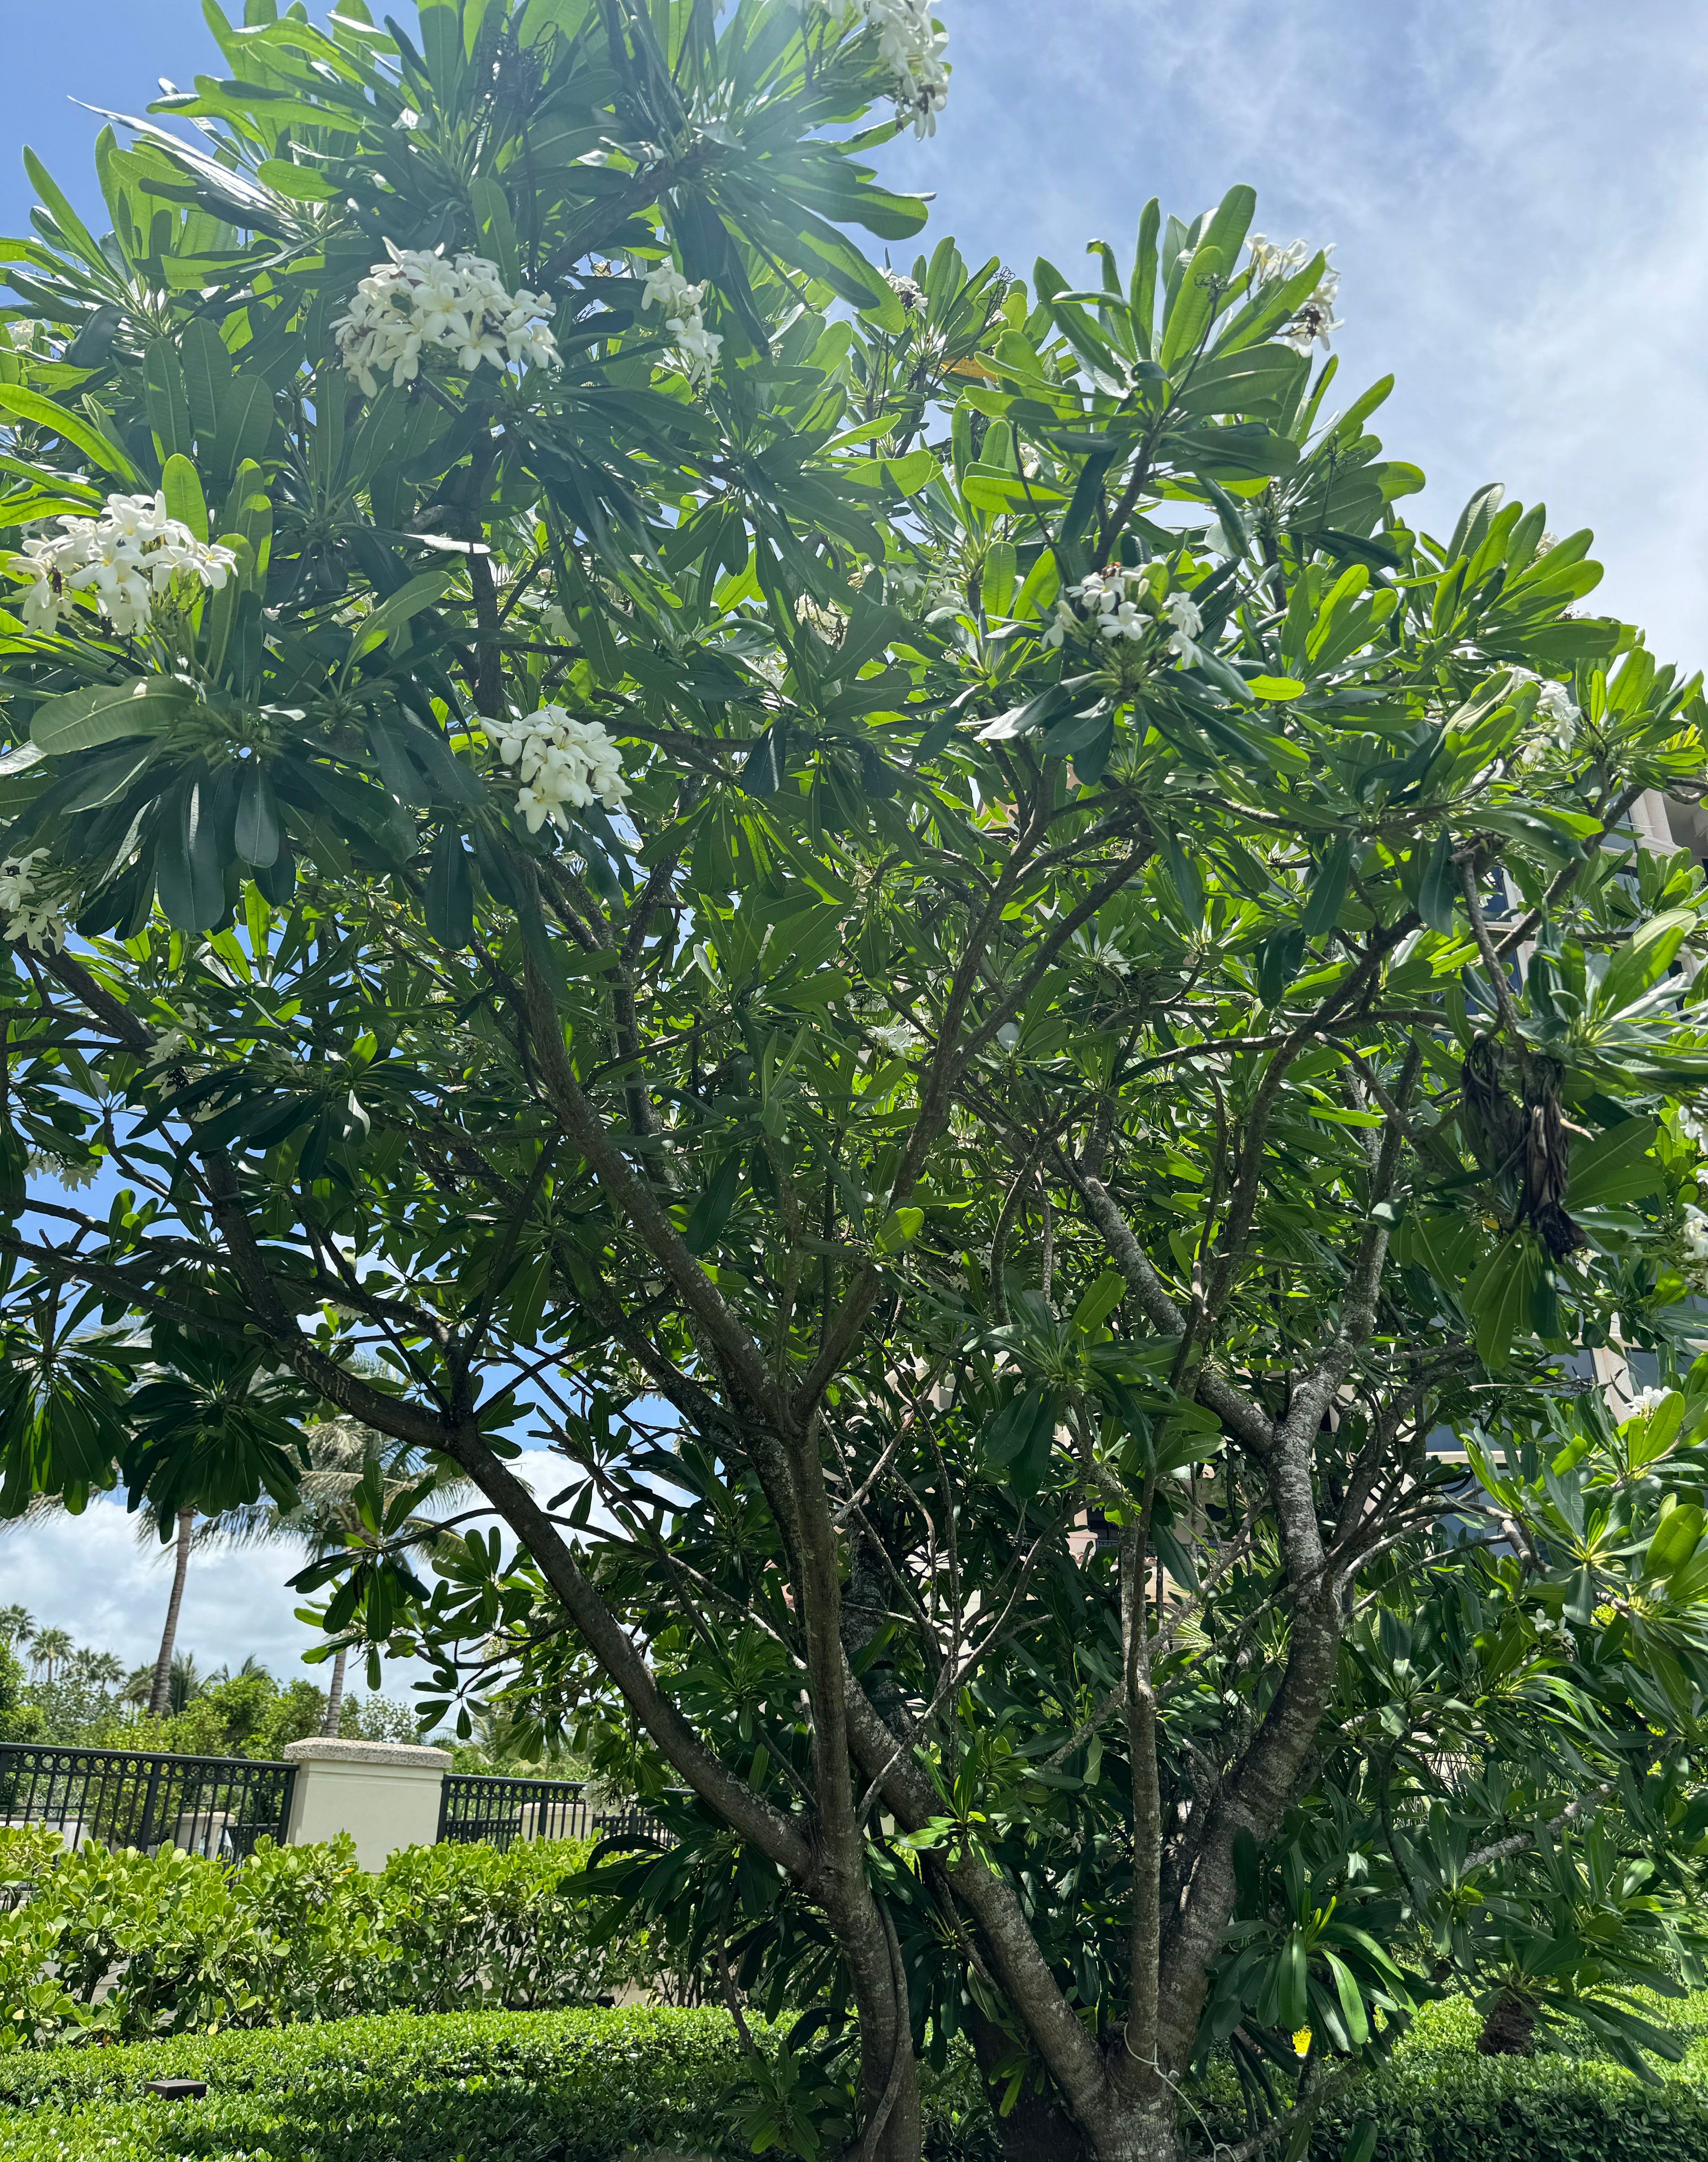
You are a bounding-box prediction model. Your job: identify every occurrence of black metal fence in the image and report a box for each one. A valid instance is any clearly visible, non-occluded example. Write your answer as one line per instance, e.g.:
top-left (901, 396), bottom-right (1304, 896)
top-left (0, 1743), bottom-right (296, 1862)
top-left (437, 1773), bottom-right (673, 1853)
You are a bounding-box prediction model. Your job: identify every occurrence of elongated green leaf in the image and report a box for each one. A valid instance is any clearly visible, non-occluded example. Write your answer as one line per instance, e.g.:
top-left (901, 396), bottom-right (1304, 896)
top-left (0, 385), bottom-right (138, 479)
top-left (1465, 1234), bottom-right (1542, 1368)
top-left (1418, 829), bottom-right (1457, 932)
top-left (347, 570), bottom-right (453, 665)
top-left (426, 826), bottom-right (474, 950)
top-left (1301, 833), bottom-right (1352, 938)
top-left (1568, 1118), bottom-right (1660, 1208)
top-left (234, 764), bottom-right (283, 869)
top-left (30, 676), bottom-right (195, 756)
top-left (161, 453), bottom-right (208, 541)
top-left (1596, 910), bottom-right (1696, 1018)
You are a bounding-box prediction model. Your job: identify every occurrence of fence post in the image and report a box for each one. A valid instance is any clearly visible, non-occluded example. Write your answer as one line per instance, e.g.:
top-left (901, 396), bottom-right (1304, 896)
top-left (281, 1739), bottom-right (451, 1870)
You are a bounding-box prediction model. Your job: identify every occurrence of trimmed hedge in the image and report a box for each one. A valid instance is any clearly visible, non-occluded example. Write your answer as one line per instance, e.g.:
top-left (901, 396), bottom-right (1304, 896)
top-left (0, 2008), bottom-right (752, 2161)
top-left (6, 2001), bottom-right (1708, 2160)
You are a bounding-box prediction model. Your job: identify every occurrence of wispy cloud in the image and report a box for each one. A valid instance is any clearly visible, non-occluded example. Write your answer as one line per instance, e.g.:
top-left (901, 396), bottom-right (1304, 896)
top-left (884, 0), bottom-right (1708, 671)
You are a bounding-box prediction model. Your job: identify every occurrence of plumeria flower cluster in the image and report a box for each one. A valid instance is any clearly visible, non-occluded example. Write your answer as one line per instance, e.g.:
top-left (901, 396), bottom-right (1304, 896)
top-left (1246, 232), bottom-right (1342, 353)
top-left (10, 492), bottom-right (237, 638)
top-left (492, 706), bottom-right (629, 832)
top-left (1044, 568), bottom-right (1203, 664)
top-left (870, 1020), bottom-right (925, 1057)
top-left (863, 0), bottom-right (948, 137)
top-left (0, 849), bottom-right (68, 950)
top-left (1507, 666), bottom-right (1581, 768)
top-left (641, 264), bottom-right (722, 391)
top-left (26, 1149), bottom-right (100, 1192)
top-left (334, 243), bottom-right (560, 396)
top-left (1623, 1384), bottom-right (1675, 1421)
top-left (1681, 1201), bottom-right (1708, 1292)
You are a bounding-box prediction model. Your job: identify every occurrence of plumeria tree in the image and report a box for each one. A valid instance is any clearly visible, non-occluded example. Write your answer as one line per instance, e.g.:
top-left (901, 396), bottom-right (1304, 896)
top-left (4, 6), bottom-right (1708, 2162)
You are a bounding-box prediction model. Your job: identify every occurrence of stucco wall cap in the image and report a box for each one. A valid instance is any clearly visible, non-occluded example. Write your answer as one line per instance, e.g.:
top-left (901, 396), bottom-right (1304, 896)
top-left (282, 1737), bottom-right (450, 1769)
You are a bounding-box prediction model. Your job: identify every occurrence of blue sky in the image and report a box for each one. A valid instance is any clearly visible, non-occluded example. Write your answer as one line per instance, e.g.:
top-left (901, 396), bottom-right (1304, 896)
top-left (7, 0), bottom-right (1706, 1681)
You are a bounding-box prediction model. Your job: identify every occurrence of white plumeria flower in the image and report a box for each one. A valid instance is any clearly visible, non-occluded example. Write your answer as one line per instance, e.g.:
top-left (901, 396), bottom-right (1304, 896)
top-left (1246, 234), bottom-right (1312, 285)
top-left (0, 849), bottom-right (68, 950)
top-left (641, 263), bottom-right (723, 391)
top-left (1623, 1385), bottom-right (1673, 1420)
top-left (871, 1021), bottom-right (924, 1056)
top-left (1043, 598), bottom-right (1077, 648)
top-left (1677, 1104), bottom-right (1708, 1150)
top-left (334, 244), bottom-right (560, 396)
top-left (1683, 1202), bottom-right (1708, 1262)
top-left (27, 1151), bottom-right (99, 1191)
top-left (1280, 267), bottom-right (1342, 354)
top-left (1508, 668), bottom-right (1582, 768)
top-left (1164, 589), bottom-right (1204, 662)
top-left (495, 705), bottom-right (629, 831)
top-left (1100, 599), bottom-right (1148, 642)
top-left (862, 0), bottom-right (948, 137)
top-left (10, 492), bottom-right (235, 638)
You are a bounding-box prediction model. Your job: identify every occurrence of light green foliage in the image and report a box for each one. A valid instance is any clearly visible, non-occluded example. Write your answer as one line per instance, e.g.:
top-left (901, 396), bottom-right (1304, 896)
top-left (0, 1644), bottom-right (39, 1749)
top-left (0, 1832), bottom-right (657, 2046)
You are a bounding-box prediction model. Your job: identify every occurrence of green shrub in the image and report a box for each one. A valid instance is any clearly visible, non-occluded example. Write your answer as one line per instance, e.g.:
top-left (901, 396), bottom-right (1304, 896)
top-left (6, 2003), bottom-right (1708, 2162)
top-left (0, 2007), bottom-right (749, 2161)
top-left (0, 1831), bottom-right (658, 2045)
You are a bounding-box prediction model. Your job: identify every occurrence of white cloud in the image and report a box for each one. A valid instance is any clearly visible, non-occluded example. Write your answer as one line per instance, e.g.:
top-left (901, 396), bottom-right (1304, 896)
top-left (886, 0), bottom-right (1708, 671)
top-left (0, 1449), bottom-right (577, 1705)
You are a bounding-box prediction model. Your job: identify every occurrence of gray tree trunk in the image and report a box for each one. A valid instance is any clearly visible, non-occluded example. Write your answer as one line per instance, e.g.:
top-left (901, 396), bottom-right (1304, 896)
top-left (146, 1509), bottom-right (193, 1721)
top-left (320, 1643), bottom-right (348, 1736)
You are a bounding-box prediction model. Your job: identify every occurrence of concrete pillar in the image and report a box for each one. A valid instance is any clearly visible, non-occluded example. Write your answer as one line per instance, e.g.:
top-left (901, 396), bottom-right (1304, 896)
top-left (282, 1738), bottom-right (451, 1870)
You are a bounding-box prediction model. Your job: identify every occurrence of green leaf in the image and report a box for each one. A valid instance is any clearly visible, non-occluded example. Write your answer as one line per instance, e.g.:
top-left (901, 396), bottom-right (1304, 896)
top-left (160, 452), bottom-right (208, 542)
top-left (30, 676), bottom-right (194, 756)
top-left (426, 827), bottom-right (474, 950)
top-left (154, 767), bottom-right (228, 933)
top-left (1247, 674), bottom-right (1305, 701)
top-left (208, 372), bottom-right (275, 485)
top-left (257, 158), bottom-right (338, 202)
top-left (179, 319), bottom-right (232, 443)
top-left (876, 1206), bottom-right (925, 1252)
top-left (143, 339), bottom-right (192, 463)
top-left (1071, 1267), bottom-right (1126, 1334)
top-left (0, 384), bottom-right (139, 479)
top-left (1644, 1498), bottom-right (1701, 1578)
top-left (1465, 1235), bottom-right (1542, 1368)
top-left (1418, 829), bottom-right (1457, 933)
top-left (685, 1152), bottom-right (744, 1254)
top-left (347, 570), bottom-right (453, 666)
top-left (1301, 834), bottom-right (1351, 939)
top-left (234, 764), bottom-right (283, 869)
top-left (1596, 909), bottom-right (1696, 1017)
top-left (1568, 1118), bottom-right (1660, 1208)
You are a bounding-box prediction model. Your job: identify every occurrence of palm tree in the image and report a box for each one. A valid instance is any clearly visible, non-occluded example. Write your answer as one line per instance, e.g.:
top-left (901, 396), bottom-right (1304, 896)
top-left (0, 1606), bottom-right (33, 1650)
top-left (68, 1648), bottom-right (124, 1689)
top-left (28, 1627), bottom-right (73, 1685)
top-left (120, 1347), bottom-right (305, 1719)
top-left (166, 1651), bottom-right (204, 1717)
top-left (218, 1416), bottom-right (470, 1735)
top-left (143, 1508), bottom-right (196, 1719)
top-left (3, 1346), bottom-right (306, 1721)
